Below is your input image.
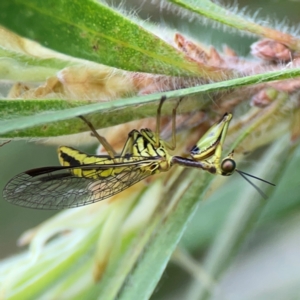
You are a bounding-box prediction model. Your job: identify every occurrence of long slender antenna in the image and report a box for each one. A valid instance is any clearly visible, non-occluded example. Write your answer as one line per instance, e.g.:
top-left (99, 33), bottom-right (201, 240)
top-left (0, 140), bottom-right (10, 147)
top-left (236, 169), bottom-right (275, 186)
top-left (235, 169), bottom-right (274, 200)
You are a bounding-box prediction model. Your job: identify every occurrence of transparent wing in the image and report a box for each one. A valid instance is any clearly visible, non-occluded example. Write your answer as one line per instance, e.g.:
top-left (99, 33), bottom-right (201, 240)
top-left (3, 160), bottom-right (159, 210)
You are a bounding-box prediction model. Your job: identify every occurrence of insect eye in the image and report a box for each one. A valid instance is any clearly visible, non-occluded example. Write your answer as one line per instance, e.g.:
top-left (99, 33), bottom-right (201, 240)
top-left (221, 158), bottom-right (236, 176)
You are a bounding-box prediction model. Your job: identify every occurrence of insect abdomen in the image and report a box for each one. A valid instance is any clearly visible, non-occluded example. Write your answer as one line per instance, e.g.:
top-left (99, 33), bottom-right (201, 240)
top-left (58, 146), bottom-right (116, 179)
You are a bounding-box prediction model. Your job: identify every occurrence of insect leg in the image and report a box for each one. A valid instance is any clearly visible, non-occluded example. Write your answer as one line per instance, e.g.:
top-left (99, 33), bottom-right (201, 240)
top-left (78, 115), bottom-right (117, 159)
top-left (119, 130), bottom-right (140, 158)
top-left (155, 96), bottom-right (183, 150)
top-left (154, 96), bottom-right (167, 148)
top-left (167, 97), bottom-right (184, 151)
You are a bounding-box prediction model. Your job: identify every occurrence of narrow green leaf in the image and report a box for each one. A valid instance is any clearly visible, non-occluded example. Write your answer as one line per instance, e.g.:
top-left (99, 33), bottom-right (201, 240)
top-left (115, 170), bottom-right (212, 300)
top-left (187, 136), bottom-right (290, 300)
top-left (169, 0), bottom-right (300, 50)
top-left (0, 47), bottom-right (73, 70)
top-left (0, 48), bottom-right (67, 81)
top-left (6, 227), bottom-right (100, 300)
top-left (0, 100), bottom-right (90, 137)
top-left (75, 170), bottom-right (213, 300)
top-left (0, 95), bottom-right (209, 137)
top-left (1, 68), bottom-right (300, 137)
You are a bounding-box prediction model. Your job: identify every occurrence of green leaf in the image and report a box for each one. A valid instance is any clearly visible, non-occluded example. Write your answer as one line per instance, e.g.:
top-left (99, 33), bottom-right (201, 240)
top-left (1, 68), bottom-right (300, 137)
top-left (65, 170), bottom-right (214, 300)
top-left (5, 227), bottom-right (100, 299)
top-left (0, 0), bottom-right (209, 76)
top-left (168, 0), bottom-right (300, 50)
top-left (183, 136), bottom-right (292, 299)
top-left (115, 170), bottom-right (212, 300)
top-left (0, 100), bottom-right (90, 137)
top-left (0, 48), bottom-right (68, 81)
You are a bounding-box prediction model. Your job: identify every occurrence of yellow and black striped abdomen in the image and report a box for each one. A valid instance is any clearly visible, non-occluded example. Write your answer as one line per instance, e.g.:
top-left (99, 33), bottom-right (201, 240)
top-left (58, 146), bottom-right (112, 166)
top-left (58, 146), bottom-right (121, 179)
top-left (57, 146), bottom-right (168, 180)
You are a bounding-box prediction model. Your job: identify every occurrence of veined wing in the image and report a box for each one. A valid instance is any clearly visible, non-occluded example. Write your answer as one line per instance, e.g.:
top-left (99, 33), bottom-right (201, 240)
top-left (3, 158), bottom-right (162, 210)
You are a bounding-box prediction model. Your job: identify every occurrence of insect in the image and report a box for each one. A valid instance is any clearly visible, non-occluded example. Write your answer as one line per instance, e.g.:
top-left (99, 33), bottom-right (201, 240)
top-left (3, 97), bottom-right (274, 210)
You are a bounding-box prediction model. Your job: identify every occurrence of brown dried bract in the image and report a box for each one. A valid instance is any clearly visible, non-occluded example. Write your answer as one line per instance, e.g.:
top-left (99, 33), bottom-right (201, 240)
top-left (251, 88), bottom-right (277, 107)
top-left (251, 39), bottom-right (292, 62)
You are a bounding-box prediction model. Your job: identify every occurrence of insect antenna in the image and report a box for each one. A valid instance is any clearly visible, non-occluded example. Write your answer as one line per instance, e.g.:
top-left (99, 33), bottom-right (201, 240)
top-left (0, 140), bottom-right (10, 147)
top-left (235, 169), bottom-right (275, 200)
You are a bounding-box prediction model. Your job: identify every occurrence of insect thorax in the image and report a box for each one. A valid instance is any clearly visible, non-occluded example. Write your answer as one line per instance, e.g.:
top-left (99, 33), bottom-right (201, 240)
top-left (137, 129), bottom-right (172, 171)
